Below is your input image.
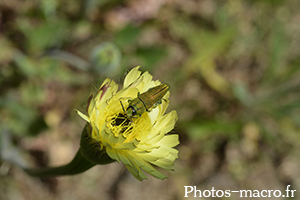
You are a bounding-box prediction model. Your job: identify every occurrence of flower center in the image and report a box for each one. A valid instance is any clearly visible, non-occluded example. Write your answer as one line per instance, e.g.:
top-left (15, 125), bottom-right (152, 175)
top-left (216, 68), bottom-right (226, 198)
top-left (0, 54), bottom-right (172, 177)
top-left (105, 109), bottom-right (152, 143)
top-left (110, 113), bottom-right (133, 137)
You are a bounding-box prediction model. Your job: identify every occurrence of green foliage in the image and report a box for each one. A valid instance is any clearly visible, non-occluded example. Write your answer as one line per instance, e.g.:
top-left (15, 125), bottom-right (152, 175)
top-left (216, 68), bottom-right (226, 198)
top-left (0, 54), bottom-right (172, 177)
top-left (136, 47), bottom-right (167, 70)
top-left (17, 18), bottom-right (67, 54)
top-left (115, 25), bottom-right (141, 48)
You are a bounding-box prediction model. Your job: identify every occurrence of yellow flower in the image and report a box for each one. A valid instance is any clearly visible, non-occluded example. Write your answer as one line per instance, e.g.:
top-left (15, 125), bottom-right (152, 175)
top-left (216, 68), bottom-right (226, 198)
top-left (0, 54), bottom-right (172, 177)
top-left (77, 66), bottom-right (179, 181)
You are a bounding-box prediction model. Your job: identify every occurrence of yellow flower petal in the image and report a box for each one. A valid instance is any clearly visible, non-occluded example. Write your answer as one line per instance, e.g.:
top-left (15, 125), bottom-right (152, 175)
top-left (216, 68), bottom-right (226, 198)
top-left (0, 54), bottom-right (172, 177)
top-left (123, 66), bottom-right (141, 88)
top-left (76, 110), bottom-right (90, 122)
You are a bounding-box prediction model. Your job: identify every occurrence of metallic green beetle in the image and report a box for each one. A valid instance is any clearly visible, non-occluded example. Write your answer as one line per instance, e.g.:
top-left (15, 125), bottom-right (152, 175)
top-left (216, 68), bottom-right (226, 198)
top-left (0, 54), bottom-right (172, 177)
top-left (120, 84), bottom-right (169, 120)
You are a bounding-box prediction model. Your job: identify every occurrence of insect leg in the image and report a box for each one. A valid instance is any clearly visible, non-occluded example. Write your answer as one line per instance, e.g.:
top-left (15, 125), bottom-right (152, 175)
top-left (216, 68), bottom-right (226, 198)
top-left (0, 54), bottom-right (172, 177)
top-left (120, 100), bottom-right (126, 113)
top-left (120, 100), bottom-right (134, 122)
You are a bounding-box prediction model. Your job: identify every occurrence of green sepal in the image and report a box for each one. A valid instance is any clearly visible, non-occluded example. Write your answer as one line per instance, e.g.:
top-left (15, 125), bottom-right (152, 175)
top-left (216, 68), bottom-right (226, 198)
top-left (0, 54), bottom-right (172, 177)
top-left (80, 124), bottom-right (116, 165)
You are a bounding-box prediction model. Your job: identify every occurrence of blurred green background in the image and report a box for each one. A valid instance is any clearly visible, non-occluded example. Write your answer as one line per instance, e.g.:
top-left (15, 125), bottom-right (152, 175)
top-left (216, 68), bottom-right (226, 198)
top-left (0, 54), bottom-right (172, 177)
top-left (1, 0), bottom-right (300, 199)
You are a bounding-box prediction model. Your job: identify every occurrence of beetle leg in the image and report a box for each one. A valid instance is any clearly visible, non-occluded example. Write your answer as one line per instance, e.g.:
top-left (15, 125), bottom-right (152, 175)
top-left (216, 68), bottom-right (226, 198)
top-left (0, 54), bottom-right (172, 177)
top-left (120, 101), bottom-right (133, 122)
top-left (120, 101), bottom-right (126, 113)
top-left (156, 99), bottom-right (162, 105)
top-left (151, 99), bottom-right (163, 109)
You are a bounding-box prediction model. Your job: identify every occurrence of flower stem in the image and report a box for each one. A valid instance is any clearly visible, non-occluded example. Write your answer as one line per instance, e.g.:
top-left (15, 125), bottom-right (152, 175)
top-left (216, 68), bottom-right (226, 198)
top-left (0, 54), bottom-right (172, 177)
top-left (24, 149), bottom-right (96, 177)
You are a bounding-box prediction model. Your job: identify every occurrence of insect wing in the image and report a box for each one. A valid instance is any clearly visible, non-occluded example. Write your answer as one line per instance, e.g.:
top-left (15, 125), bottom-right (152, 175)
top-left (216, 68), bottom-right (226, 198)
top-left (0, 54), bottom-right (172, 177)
top-left (139, 84), bottom-right (169, 111)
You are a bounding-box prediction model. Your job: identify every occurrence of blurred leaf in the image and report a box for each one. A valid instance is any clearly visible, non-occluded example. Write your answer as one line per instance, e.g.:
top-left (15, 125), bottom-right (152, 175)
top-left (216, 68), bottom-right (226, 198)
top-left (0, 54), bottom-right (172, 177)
top-left (84, 0), bottom-right (109, 14)
top-left (69, 21), bottom-right (92, 41)
top-left (40, 58), bottom-right (90, 85)
top-left (289, 113), bottom-right (300, 127)
top-left (13, 51), bottom-right (39, 77)
top-left (115, 25), bottom-right (141, 47)
top-left (14, 51), bottom-right (89, 85)
top-left (275, 98), bottom-right (300, 116)
top-left (282, 55), bottom-right (300, 82)
top-left (40, 0), bottom-right (57, 17)
top-left (185, 27), bottom-right (236, 96)
top-left (233, 83), bottom-right (254, 106)
top-left (0, 66), bottom-right (25, 95)
top-left (136, 47), bottom-right (167, 70)
top-left (0, 129), bottom-right (32, 169)
top-left (20, 81), bottom-right (45, 106)
top-left (45, 50), bottom-right (90, 71)
top-left (264, 21), bottom-right (289, 83)
top-left (17, 18), bottom-right (67, 54)
top-left (256, 78), bottom-right (300, 106)
top-left (0, 36), bottom-right (14, 63)
top-left (182, 120), bottom-right (241, 140)
top-left (2, 95), bottom-right (37, 136)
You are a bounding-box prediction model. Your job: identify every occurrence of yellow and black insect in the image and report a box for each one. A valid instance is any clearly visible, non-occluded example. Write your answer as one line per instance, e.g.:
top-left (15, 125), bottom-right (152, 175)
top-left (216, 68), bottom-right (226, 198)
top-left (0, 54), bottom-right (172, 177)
top-left (120, 84), bottom-right (169, 120)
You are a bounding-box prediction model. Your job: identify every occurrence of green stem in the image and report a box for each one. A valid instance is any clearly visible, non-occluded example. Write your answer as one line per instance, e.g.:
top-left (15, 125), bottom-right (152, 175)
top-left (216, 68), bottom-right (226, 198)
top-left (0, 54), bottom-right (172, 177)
top-left (23, 124), bottom-right (116, 177)
top-left (24, 149), bottom-right (96, 177)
